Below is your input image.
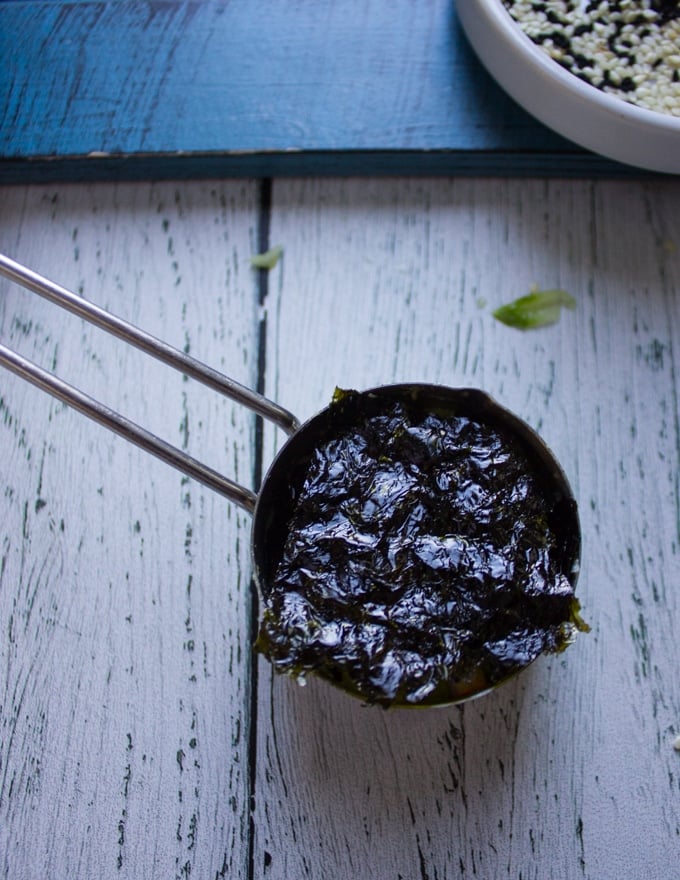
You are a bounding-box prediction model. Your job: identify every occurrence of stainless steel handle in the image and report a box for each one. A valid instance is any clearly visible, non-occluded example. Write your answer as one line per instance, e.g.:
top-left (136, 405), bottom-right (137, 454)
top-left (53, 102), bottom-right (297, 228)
top-left (0, 254), bottom-right (300, 513)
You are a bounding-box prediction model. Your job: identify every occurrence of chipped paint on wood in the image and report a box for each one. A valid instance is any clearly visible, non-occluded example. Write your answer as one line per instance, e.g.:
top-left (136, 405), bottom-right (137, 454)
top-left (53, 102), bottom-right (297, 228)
top-left (0, 177), bottom-right (679, 879)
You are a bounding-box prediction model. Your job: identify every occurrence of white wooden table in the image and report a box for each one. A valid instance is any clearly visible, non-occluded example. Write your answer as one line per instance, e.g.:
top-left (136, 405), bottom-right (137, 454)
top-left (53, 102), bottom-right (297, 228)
top-left (1, 177), bottom-right (679, 879)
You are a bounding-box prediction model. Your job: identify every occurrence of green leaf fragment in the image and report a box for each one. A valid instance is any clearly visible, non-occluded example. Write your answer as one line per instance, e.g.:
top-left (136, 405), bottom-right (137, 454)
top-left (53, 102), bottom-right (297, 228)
top-left (250, 245), bottom-right (283, 269)
top-left (493, 289), bottom-right (576, 330)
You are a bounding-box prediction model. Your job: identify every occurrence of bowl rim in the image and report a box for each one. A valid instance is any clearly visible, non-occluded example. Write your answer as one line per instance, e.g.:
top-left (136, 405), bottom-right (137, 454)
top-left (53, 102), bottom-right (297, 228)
top-left (476, 0), bottom-right (680, 134)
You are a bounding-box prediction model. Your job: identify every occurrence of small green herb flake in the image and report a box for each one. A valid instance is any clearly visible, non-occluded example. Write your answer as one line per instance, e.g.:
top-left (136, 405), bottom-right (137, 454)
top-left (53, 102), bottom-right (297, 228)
top-left (250, 245), bottom-right (283, 270)
top-left (493, 289), bottom-right (576, 330)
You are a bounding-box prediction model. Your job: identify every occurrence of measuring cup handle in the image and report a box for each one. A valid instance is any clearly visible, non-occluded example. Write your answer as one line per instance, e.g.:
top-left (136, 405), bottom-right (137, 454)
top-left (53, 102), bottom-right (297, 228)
top-left (0, 342), bottom-right (259, 513)
top-left (0, 254), bottom-right (300, 435)
top-left (0, 253), bottom-right (302, 513)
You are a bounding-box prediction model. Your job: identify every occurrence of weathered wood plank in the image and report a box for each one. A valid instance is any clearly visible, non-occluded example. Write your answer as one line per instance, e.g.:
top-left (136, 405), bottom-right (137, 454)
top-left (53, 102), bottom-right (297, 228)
top-left (1, 176), bottom-right (679, 879)
top-left (0, 0), bottom-right (640, 183)
top-left (0, 180), bottom-right (261, 878)
top-left (254, 177), bottom-right (680, 880)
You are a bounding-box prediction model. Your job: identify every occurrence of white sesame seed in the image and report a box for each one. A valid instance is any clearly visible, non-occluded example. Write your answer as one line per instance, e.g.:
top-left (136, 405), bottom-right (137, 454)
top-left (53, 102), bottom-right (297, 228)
top-left (502, 0), bottom-right (680, 116)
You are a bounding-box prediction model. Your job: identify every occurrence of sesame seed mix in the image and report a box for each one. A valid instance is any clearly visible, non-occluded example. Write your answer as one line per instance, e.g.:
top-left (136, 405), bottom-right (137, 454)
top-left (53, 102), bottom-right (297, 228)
top-left (502, 0), bottom-right (680, 116)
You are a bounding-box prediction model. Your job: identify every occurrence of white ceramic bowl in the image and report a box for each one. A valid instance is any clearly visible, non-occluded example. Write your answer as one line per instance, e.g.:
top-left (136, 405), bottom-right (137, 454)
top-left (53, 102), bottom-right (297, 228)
top-left (457, 0), bottom-right (680, 174)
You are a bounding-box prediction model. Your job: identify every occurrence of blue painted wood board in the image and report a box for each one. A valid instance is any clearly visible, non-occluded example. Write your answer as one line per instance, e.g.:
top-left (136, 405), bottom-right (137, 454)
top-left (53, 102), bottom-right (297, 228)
top-left (0, 0), bottom-right (643, 182)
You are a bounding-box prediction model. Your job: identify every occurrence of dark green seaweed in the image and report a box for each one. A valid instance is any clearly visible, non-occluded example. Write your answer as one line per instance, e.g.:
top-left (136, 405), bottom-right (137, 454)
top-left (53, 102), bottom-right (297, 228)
top-left (257, 391), bottom-right (585, 707)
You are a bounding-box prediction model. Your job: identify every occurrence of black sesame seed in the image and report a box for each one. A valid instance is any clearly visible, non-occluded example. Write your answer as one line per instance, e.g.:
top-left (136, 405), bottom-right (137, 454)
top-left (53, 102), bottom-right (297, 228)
top-left (503, 0), bottom-right (680, 115)
top-left (651, 0), bottom-right (680, 24)
top-left (549, 31), bottom-right (572, 50)
top-left (573, 23), bottom-right (595, 36)
top-left (572, 53), bottom-right (592, 69)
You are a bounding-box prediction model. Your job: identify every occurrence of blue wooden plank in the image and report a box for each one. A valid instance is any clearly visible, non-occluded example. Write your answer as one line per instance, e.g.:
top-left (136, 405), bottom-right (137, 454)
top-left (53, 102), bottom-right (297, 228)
top-left (0, 0), bottom-right (638, 181)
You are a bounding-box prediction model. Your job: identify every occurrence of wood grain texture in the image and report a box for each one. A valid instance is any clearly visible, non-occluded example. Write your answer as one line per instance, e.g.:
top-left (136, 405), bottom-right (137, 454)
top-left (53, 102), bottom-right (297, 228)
top-left (0, 0), bottom-right (641, 183)
top-left (254, 177), bottom-right (680, 880)
top-left (1, 177), bottom-right (679, 880)
top-left (0, 180), bottom-right (261, 878)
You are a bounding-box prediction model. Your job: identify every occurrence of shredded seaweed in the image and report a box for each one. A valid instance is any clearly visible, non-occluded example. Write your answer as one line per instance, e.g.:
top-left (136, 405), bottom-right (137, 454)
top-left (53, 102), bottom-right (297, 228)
top-left (257, 392), bottom-right (585, 707)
